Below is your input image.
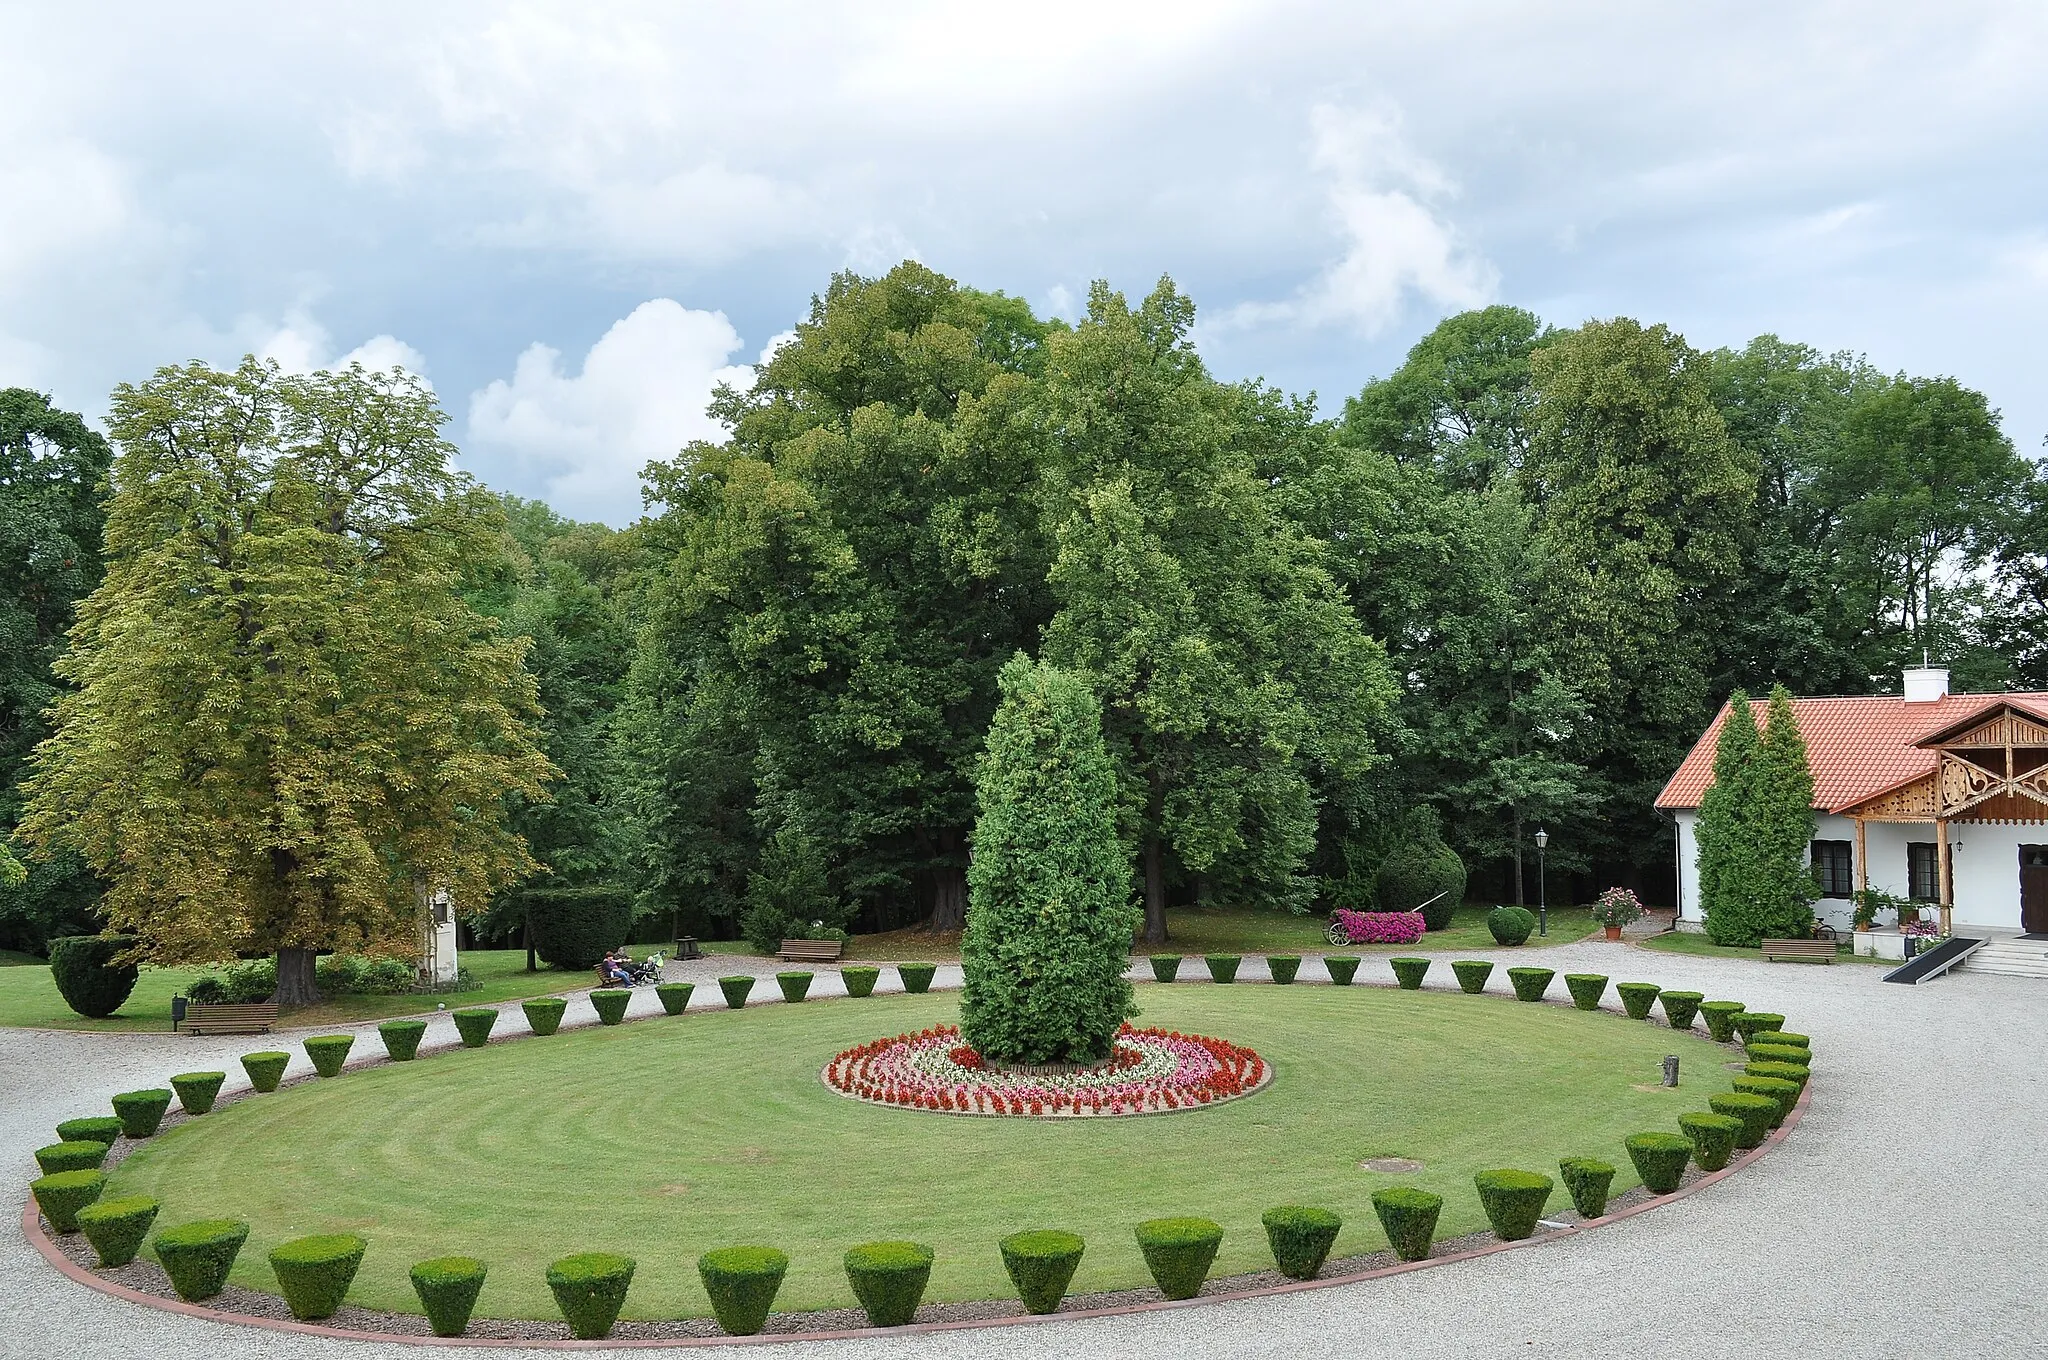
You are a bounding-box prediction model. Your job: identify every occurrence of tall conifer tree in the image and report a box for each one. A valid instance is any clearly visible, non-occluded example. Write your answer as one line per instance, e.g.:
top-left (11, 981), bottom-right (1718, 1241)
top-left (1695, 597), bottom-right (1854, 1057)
top-left (1696, 691), bottom-right (1760, 945)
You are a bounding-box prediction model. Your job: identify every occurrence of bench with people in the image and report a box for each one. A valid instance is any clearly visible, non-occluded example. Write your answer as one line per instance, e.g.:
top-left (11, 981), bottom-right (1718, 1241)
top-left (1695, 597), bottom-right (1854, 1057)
top-left (596, 948), bottom-right (663, 987)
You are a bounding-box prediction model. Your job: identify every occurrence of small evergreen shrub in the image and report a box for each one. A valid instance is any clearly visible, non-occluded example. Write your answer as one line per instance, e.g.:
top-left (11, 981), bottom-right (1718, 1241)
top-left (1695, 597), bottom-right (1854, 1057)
top-left (30, 1169), bottom-right (105, 1233)
top-left (76, 1195), bottom-right (159, 1267)
top-left (1261, 1205), bottom-right (1342, 1280)
top-left (1204, 955), bottom-right (1241, 983)
top-left (1150, 954), bottom-right (1182, 982)
top-left (152, 1218), bottom-right (249, 1300)
top-left (1748, 1044), bottom-right (1810, 1069)
top-left (1267, 955), bottom-right (1302, 984)
top-left (1679, 1112), bottom-right (1744, 1172)
top-left (842, 966), bottom-right (880, 998)
top-left (898, 963), bottom-right (937, 994)
top-left (590, 988), bottom-right (631, 1024)
top-left (56, 1117), bottom-right (122, 1147)
top-left (1564, 974), bottom-right (1609, 1010)
top-left (452, 1007), bottom-right (498, 1047)
top-left (1732, 1011), bottom-right (1786, 1040)
top-left (1709, 1092), bottom-right (1777, 1149)
top-left (269, 1233), bottom-right (368, 1320)
top-left (314, 953), bottom-right (416, 995)
top-left (1134, 1217), bottom-right (1223, 1300)
top-left (1370, 1187), bottom-right (1442, 1262)
top-left (1616, 982), bottom-right (1661, 1020)
top-left (241, 1051), bottom-right (290, 1092)
top-left (1732, 1077), bottom-right (1800, 1127)
top-left (1699, 1000), bottom-right (1746, 1042)
top-left (522, 997), bottom-right (567, 1036)
top-left (1625, 1132), bottom-right (1693, 1193)
top-left (111, 1089), bottom-right (173, 1138)
top-left (168, 1071), bottom-right (226, 1116)
top-left (410, 1256), bottom-right (488, 1337)
top-left (34, 1141), bottom-right (108, 1175)
top-left (47, 934), bottom-right (141, 1018)
top-left (1750, 1030), bottom-right (1809, 1049)
top-left (656, 982), bottom-right (695, 1015)
top-left (1473, 1170), bottom-right (1553, 1241)
top-left (379, 1020), bottom-right (428, 1061)
top-left (999, 1230), bottom-right (1085, 1314)
top-left (777, 970), bottom-right (814, 1003)
top-left (1451, 960), bottom-right (1493, 993)
top-left (1559, 1158), bottom-right (1616, 1219)
top-left (1323, 955), bottom-right (1360, 985)
top-left (1390, 957), bottom-right (1430, 990)
top-left (1486, 906), bottom-right (1536, 946)
top-left (525, 884), bottom-right (634, 970)
top-left (718, 975), bottom-right (757, 1009)
top-left (1507, 967), bottom-right (1554, 1001)
top-left (1376, 838), bottom-right (1466, 927)
top-left (844, 1240), bottom-right (934, 1327)
top-left (547, 1252), bottom-right (637, 1340)
top-left (1744, 1060), bottom-right (1809, 1092)
top-left (303, 1034), bottom-right (355, 1077)
top-left (697, 1246), bottom-right (788, 1336)
top-left (186, 957), bottom-right (278, 1005)
top-left (1660, 991), bottom-right (1704, 1030)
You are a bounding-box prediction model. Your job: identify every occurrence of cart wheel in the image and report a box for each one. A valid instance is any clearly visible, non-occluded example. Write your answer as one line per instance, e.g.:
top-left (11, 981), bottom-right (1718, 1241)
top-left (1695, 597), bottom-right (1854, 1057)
top-left (1325, 920), bottom-right (1351, 947)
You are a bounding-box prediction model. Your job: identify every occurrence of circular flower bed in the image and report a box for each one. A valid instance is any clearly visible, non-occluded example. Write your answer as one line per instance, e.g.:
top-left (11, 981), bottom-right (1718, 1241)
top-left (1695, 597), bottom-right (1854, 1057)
top-left (823, 1024), bottom-right (1268, 1117)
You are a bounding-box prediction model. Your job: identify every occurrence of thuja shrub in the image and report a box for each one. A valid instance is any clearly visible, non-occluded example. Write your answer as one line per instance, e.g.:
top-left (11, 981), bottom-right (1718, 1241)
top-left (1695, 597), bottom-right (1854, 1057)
top-left (1732, 1077), bottom-right (1800, 1127)
top-left (56, 1117), bottom-right (122, 1147)
top-left (1744, 1060), bottom-right (1809, 1092)
top-left (303, 1034), bottom-right (355, 1077)
top-left (1660, 991), bottom-right (1704, 1030)
top-left (656, 982), bottom-right (695, 1015)
top-left (547, 1252), bottom-right (637, 1340)
top-left (47, 934), bottom-right (141, 1019)
top-left (1371, 1187), bottom-right (1442, 1262)
top-left (844, 1240), bottom-right (934, 1327)
top-left (1699, 1000), bottom-right (1746, 1042)
top-left (999, 1230), bottom-right (1085, 1314)
top-left (111, 1089), bottom-right (173, 1138)
top-left (76, 1195), bottom-right (159, 1267)
top-left (1204, 955), bottom-right (1241, 984)
top-left (1616, 982), bottom-right (1661, 1020)
top-left (31, 1170), bottom-right (105, 1233)
top-left (1267, 955), bottom-right (1302, 985)
top-left (1559, 1158), bottom-right (1616, 1219)
top-left (1732, 1011), bottom-right (1786, 1041)
top-left (1324, 955), bottom-right (1361, 986)
top-left (1390, 957), bottom-right (1430, 990)
top-left (1508, 967), bottom-right (1554, 1002)
top-left (718, 975), bottom-right (757, 1009)
top-left (776, 970), bottom-right (814, 1003)
top-left (152, 1218), bottom-right (249, 1301)
top-left (523, 997), bottom-right (567, 1036)
top-left (452, 1008), bottom-right (498, 1047)
top-left (1750, 1030), bottom-right (1809, 1049)
top-left (1261, 1205), bottom-right (1342, 1280)
top-left (1450, 959), bottom-right (1493, 993)
top-left (1564, 974), bottom-right (1609, 1010)
top-left (379, 1020), bottom-right (428, 1061)
top-left (1474, 1170), bottom-right (1553, 1241)
top-left (241, 1051), bottom-right (290, 1092)
top-left (697, 1246), bottom-right (787, 1337)
top-left (269, 1233), bottom-right (368, 1320)
top-left (34, 1141), bottom-right (108, 1175)
top-left (1748, 1044), bottom-right (1809, 1069)
top-left (1150, 955), bottom-right (1182, 983)
top-left (898, 963), bottom-right (937, 995)
top-left (590, 989), bottom-right (631, 1025)
top-left (841, 966), bottom-right (881, 998)
top-left (1486, 906), bottom-right (1536, 946)
top-left (1678, 1112), bottom-right (1744, 1172)
top-left (1134, 1217), bottom-right (1223, 1300)
top-left (1710, 1092), bottom-right (1777, 1149)
top-left (1625, 1133), bottom-right (1693, 1194)
top-left (411, 1256), bottom-right (488, 1337)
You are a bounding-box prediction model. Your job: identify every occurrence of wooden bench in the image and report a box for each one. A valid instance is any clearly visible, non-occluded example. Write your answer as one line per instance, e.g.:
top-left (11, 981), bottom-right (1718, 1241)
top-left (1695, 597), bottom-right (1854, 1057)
top-left (778, 938), bottom-right (844, 963)
top-left (1760, 938), bottom-right (1835, 964)
top-left (180, 1002), bottom-right (282, 1034)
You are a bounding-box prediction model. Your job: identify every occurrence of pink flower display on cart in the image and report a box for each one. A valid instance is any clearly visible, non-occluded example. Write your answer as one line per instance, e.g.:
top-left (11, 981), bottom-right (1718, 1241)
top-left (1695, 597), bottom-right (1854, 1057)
top-left (1325, 909), bottom-right (1427, 946)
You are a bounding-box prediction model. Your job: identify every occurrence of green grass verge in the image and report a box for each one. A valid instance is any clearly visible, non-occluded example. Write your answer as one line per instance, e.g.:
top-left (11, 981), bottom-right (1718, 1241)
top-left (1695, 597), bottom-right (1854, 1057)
top-left (1632, 932), bottom-right (1888, 966)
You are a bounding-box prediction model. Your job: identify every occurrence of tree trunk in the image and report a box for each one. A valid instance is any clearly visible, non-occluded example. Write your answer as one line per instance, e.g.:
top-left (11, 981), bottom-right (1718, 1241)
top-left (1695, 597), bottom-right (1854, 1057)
top-left (1512, 810), bottom-right (1525, 907)
top-left (273, 947), bottom-right (320, 1008)
top-left (524, 910), bottom-right (536, 973)
top-left (1141, 834), bottom-right (1168, 946)
top-left (927, 865), bottom-right (967, 933)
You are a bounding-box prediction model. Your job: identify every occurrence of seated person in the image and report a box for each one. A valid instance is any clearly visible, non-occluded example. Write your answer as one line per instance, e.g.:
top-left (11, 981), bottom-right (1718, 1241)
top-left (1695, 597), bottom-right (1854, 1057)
top-left (599, 949), bottom-right (634, 985)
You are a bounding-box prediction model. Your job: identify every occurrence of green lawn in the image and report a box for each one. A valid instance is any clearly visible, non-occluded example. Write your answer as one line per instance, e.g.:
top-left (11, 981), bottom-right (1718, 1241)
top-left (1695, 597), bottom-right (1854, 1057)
top-left (107, 982), bottom-right (1737, 1322)
top-left (1633, 930), bottom-right (1888, 967)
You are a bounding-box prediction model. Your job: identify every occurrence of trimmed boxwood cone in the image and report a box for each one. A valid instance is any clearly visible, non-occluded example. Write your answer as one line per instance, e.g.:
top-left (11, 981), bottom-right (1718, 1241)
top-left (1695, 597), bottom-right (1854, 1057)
top-left (1261, 1205), bottom-right (1341, 1279)
top-left (1700, 1000), bottom-right (1746, 1042)
top-left (776, 970), bottom-right (814, 1003)
top-left (411, 1256), bottom-right (488, 1337)
top-left (547, 1252), bottom-right (636, 1340)
top-left (1507, 967), bottom-right (1554, 1001)
top-left (1473, 1170), bottom-right (1553, 1241)
top-left (1750, 1030), bottom-right (1809, 1051)
top-left (269, 1233), bottom-right (368, 1320)
top-left (35, 1141), bottom-right (108, 1175)
top-left (655, 981), bottom-right (695, 1015)
top-left (153, 1218), bottom-right (249, 1300)
top-left (1748, 1043), bottom-right (1810, 1068)
top-left (697, 1246), bottom-right (788, 1337)
top-left (1679, 1112), bottom-right (1743, 1172)
top-left (523, 997), bottom-right (567, 1036)
top-left (1710, 1092), bottom-right (1777, 1149)
top-left (1135, 1217), bottom-right (1223, 1300)
top-left (111, 1088), bottom-right (173, 1138)
top-left (303, 1034), bottom-right (354, 1077)
top-left (1000, 1230), bottom-right (1085, 1314)
top-left (1733, 1076), bottom-right (1800, 1126)
top-left (30, 1170), bottom-right (105, 1232)
top-left (452, 1007), bottom-right (498, 1047)
top-left (1149, 954), bottom-right (1182, 982)
top-left (77, 1195), bottom-right (160, 1267)
top-left (1732, 1011), bottom-right (1786, 1040)
top-left (898, 963), bottom-right (937, 994)
top-left (379, 1020), bottom-right (428, 1061)
top-left (241, 1051), bottom-right (290, 1092)
top-left (1390, 957), bottom-right (1430, 990)
top-left (1267, 955), bottom-right (1302, 984)
top-left (590, 989), bottom-right (631, 1025)
top-left (1450, 960), bottom-right (1493, 993)
top-left (844, 1240), bottom-right (933, 1327)
top-left (1564, 974), bottom-right (1609, 1010)
top-left (1323, 955), bottom-right (1361, 985)
top-left (1371, 1187), bottom-right (1442, 1262)
top-left (717, 975), bottom-right (756, 1009)
top-left (1745, 1060), bottom-right (1809, 1091)
top-left (1625, 1132), bottom-right (1694, 1194)
top-left (170, 1071), bottom-right (226, 1115)
top-left (842, 966), bottom-right (880, 998)
top-left (1204, 955), bottom-right (1241, 984)
top-left (1660, 990), bottom-right (1704, 1029)
top-left (1559, 1157), bottom-right (1616, 1219)
top-left (57, 1117), bottom-right (123, 1147)
top-left (1616, 982), bottom-right (1661, 1019)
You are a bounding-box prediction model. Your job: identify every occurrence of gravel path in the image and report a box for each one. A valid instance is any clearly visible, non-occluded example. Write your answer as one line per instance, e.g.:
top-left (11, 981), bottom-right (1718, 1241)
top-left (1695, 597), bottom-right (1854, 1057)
top-left (5, 940), bottom-right (2044, 1358)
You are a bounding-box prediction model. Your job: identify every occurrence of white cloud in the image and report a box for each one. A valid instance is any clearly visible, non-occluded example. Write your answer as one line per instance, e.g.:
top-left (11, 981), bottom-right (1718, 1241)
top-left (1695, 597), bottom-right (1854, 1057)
top-left (248, 308), bottom-right (429, 381)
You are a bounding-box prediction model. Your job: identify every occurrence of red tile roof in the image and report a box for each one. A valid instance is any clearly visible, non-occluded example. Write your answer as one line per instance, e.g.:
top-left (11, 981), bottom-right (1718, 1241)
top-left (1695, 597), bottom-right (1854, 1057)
top-left (1655, 692), bottom-right (2048, 813)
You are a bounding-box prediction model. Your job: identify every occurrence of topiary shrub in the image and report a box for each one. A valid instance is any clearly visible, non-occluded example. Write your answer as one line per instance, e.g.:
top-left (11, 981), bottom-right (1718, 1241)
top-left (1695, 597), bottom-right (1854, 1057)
top-left (1732, 1011), bottom-right (1786, 1041)
top-left (898, 962), bottom-right (938, 994)
top-left (1451, 960), bottom-right (1493, 993)
top-left (656, 982), bottom-right (695, 1015)
top-left (523, 997), bottom-right (567, 1036)
top-left (1134, 1217), bottom-right (1223, 1300)
top-left (56, 1117), bottom-right (123, 1147)
top-left (170, 1071), bottom-right (225, 1116)
top-left (1564, 974), bottom-right (1609, 1010)
top-left (269, 1233), bottom-right (367, 1320)
top-left (1370, 1186), bottom-right (1442, 1262)
top-left (411, 1256), bottom-right (488, 1337)
top-left (111, 1089), bottom-right (173, 1138)
top-left (1679, 1112), bottom-right (1744, 1172)
top-left (1659, 991), bottom-right (1704, 1029)
top-left (1750, 1030), bottom-right (1809, 1049)
top-left (776, 970), bottom-right (814, 1003)
top-left (1267, 955), bottom-right (1302, 985)
top-left (1616, 982), bottom-right (1661, 1020)
top-left (379, 1020), bottom-right (428, 1061)
top-left (547, 1252), bottom-right (637, 1340)
top-left (1732, 1077), bottom-right (1800, 1127)
top-left (452, 1007), bottom-right (498, 1047)
top-left (303, 1034), bottom-right (354, 1077)
top-left (1625, 1132), bottom-right (1693, 1193)
top-left (77, 1195), bottom-right (159, 1267)
top-left (1376, 838), bottom-right (1466, 929)
top-left (1261, 1205), bottom-right (1342, 1280)
top-left (697, 1246), bottom-right (787, 1337)
top-left (1474, 1169), bottom-right (1553, 1240)
top-left (1699, 1000), bottom-right (1746, 1042)
top-left (1324, 955), bottom-right (1360, 985)
top-left (152, 1218), bottom-right (249, 1300)
top-left (1748, 1044), bottom-right (1809, 1069)
top-left (844, 1240), bottom-right (933, 1327)
top-left (525, 885), bottom-right (634, 971)
top-left (1204, 955), bottom-right (1241, 983)
top-left (1390, 957), bottom-right (1430, 990)
top-left (241, 1051), bottom-right (290, 1092)
top-left (1744, 1060), bottom-right (1809, 1092)
top-left (839, 966), bottom-right (880, 998)
top-left (1709, 1092), bottom-right (1777, 1149)
top-left (590, 989), bottom-right (631, 1025)
top-left (1486, 906), bottom-right (1536, 946)
top-left (1507, 967), bottom-right (1554, 1001)
top-left (36, 1141), bottom-right (109, 1175)
top-left (47, 935), bottom-right (141, 1019)
top-left (718, 975), bottom-right (756, 1009)
top-left (1149, 954), bottom-right (1182, 983)
top-left (999, 1230), bottom-right (1085, 1314)
top-left (31, 1169), bottom-right (105, 1233)
top-left (1559, 1158), bottom-right (1616, 1219)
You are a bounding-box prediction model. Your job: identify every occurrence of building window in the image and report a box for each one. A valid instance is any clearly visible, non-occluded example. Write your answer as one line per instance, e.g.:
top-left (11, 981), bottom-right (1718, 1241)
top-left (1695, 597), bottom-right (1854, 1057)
top-left (1907, 842), bottom-right (1939, 902)
top-left (1810, 840), bottom-right (1854, 898)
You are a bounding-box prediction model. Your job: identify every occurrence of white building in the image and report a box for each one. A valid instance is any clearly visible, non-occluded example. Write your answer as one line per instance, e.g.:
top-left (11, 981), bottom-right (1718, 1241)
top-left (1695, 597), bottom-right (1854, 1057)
top-left (1657, 668), bottom-right (2048, 939)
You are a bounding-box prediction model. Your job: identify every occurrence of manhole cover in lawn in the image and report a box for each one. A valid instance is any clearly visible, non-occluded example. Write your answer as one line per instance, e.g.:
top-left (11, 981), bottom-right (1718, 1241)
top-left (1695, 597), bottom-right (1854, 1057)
top-left (1361, 1157), bottom-right (1425, 1173)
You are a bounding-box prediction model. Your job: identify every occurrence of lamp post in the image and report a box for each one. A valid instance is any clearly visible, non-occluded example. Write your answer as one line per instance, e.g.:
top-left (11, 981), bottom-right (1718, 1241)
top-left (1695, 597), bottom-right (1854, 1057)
top-left (1534, 828), bottom-right (1549, 937)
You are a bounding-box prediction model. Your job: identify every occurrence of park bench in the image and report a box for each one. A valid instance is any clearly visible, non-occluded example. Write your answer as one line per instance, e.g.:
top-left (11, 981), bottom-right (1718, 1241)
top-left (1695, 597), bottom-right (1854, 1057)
top-left (1760, 938), bottom-right (1835, 964)
top-left (778, 938), bottom-right (844, 963)
top-left (179, 1001), bottom-right (282, 1034)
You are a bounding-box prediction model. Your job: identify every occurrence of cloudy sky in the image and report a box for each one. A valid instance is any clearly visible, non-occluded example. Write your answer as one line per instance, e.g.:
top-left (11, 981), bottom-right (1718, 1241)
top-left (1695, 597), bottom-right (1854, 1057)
top-left (5, 2), bottom-right (2045, 523)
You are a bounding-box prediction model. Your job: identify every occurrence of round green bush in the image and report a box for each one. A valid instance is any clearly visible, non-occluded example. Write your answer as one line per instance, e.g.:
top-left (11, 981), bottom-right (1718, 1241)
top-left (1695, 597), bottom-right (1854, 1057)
top-left (547, 1252), bottom-right (637, 1340)
top-left (1370, 1186), bottom-right (1442, 1262)
top-left (1709, 1092), bottom-right (1777, 1149)
top-left (1625, 1132), bottom-right (1694, 1193)
top-left (898, 963), bottom-right (938, 994)
top-left (590, 988), bottom-right (631, 1025)
top-left (1323, 955), bottom-right (1361, 986)
top-left (525, 885), bottom-right (633, 971)
top-left (410, 1256), bottom-right (488, 1337)
top-left (269, 1233), bottom-right (368, 1320)
top-left (241, 1051), bottom-right (290, 1093)
top-left (303, 1034), bottom-right (355, 1077)
top-left (1659, 991), bottom-right (1704, 1029)
top-left (152, 1218), bottom-right (249, 1301)
top-left (76, 1195), bottom-right (160, 1267)
top-left (841, 966), bottom-right (880, 998)
top-left (1204, 955), bottom-right (1241, 984)
top-left (1559, 1157), bottom-right (1616, 1219)
top-left (1450, 960), bottom-right (1493, 993)
top-left (1678, 1111), bottom-right (1744, 1172)
top-left (777, 970), bottom-right (814, 1003)
top-left (844, 1240), bottom-right (933, 1327)
top-left (655, 982), bottom-right (695, 1015)
top-left (1748, 1044), bottom-right (1810, 1069)
top-left (1473, 1169), bottom-right (1553, 1241)
top-left (1267, 955), bottom-right (1302, 985)
top-left (35, 1141), bottom-right (109, 1175)
top-left (1616, 982), bottom-right (1661, 1020)
top-left (697, 1246), bottom-right (788, 1337)
top-left (31, 1169), bottom-right (105, 1233)
top-left (1134, 1217), bottom-right (1223, 1300)
top-left (47, 934), bottom-right (141, 1019)
top-left (111, 1088), bottom-right (173, 1138)
top-left (1732, 1077), bottom-right (1800, 1127)
top-left (999, 1230), bottom-right (1085, 1314)
top-left (718, 975), bottom-right (757, 1009)
top-left (1150, 954), bottom-right (1182, 983)
top-left (1699, 1000), bottom-right (1746, 1042)
top-left (452, 1007), bottom-right (498, 1047)
top-left (1732, 1011), bottom-right (1787, 1040)
top-left (1261, 1205), bottom-right (1341, 1280)
top-left (1486, 906), bottom-right (1536, 946)
top-left (1750, 1030), bottom-right (1809, 1049)
top-left (379, 1020), bottom-right (428, 1061)
top-left (56, 1116), bottom-right (123, 1147)
top-left (522, 996), bottom-right (568, 1036)
top-left (1390, 957), bottom-right (1430, 990)
top-left (1564, 974), bottom-right (1609, 1010)
top-left (1377, 838), bottom-right (1466, 929)
top-left (1507, 967), bottom-right (1554, 1002)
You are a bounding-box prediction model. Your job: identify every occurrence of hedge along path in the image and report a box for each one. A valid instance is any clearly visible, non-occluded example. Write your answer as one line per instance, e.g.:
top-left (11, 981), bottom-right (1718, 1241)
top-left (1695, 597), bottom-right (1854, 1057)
top-left (98, 986), bottom-right (1740, 1324)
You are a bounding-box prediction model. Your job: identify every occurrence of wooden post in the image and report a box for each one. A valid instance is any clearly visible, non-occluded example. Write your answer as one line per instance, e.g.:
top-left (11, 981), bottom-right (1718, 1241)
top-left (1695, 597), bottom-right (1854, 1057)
top-left (1936, 816), bottom-right (1953, 934)
top-left (1855, 817), bottom-right (1868, 899)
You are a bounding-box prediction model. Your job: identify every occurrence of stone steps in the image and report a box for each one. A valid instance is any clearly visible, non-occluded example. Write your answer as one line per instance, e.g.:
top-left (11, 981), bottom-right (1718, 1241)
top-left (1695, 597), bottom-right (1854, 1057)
top-left (1961, 939), bottom-right (2048, 979)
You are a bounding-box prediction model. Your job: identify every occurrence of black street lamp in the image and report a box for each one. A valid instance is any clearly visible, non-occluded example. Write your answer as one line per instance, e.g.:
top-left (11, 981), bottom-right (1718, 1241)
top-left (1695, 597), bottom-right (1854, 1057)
top-left (1535, 827), bottom-right (1549, 937)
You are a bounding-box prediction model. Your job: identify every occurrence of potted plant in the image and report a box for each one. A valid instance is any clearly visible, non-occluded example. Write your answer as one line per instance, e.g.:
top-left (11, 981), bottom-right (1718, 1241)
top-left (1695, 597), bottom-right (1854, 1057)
top-left (1900, 919), bottom-right (1942, 958)
top-left (1589, 887), bottom-right (1643, 941)
top-left (1851, 890), bottom-right (1880, 933)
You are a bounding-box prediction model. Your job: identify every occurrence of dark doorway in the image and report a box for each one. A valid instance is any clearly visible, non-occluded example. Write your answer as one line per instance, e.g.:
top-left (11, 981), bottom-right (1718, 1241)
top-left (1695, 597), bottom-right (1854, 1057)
top-left (2022, 845), bottom-right (2048, 935)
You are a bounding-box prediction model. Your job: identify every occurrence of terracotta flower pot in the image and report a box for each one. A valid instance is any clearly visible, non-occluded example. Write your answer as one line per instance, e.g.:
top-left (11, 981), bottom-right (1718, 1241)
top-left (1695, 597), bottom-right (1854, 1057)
top-left (1603, 925), bottom-right (1623, 941)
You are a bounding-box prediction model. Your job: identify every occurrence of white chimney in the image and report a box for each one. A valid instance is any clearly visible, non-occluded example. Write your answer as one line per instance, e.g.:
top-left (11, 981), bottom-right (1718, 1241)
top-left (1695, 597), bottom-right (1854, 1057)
top-left (1903, 666), bottom-right (1950, 703)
